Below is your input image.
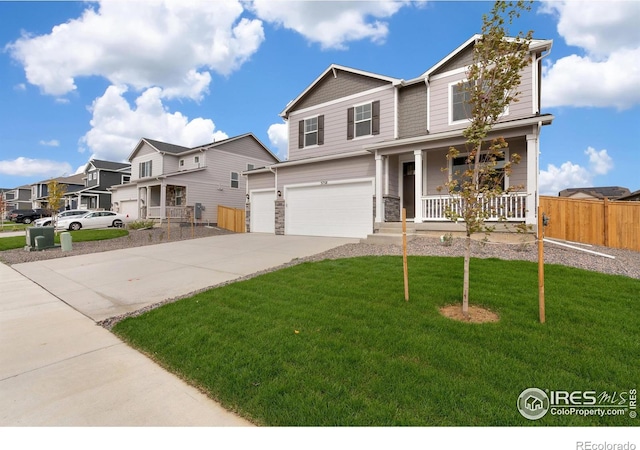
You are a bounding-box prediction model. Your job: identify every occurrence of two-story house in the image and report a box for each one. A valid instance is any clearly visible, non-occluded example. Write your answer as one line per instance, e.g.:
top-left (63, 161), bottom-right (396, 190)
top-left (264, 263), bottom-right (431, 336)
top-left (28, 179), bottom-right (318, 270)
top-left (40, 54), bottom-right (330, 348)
top-left (110, 133), bottom-right (279, 224)
top-left (245, 35), bottom-right (554, 238)
top-left (63, 159), bottom-right (131, 210)
top-left (31, 173), bottom-right (85, 210)
top-left (2, 184), bottom-right (32, 212)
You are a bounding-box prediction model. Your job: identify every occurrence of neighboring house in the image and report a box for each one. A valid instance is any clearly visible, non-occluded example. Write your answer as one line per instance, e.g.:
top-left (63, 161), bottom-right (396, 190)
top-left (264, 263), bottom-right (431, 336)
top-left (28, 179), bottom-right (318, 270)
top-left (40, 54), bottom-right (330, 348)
top-left (2, 184), bottom-right (32, 211)
top-left (558, 186), bottom-right (631, 201)
top-left (30, 174), bottom-right (85, 210)
top-left (63, 159), bottom-right (131, 210)
top-left (110, 133), bottom-right (278, 224)
top-left (245, 35), bottom-right (554, 238)
top-left (618, 189), bottom-right (640, 202)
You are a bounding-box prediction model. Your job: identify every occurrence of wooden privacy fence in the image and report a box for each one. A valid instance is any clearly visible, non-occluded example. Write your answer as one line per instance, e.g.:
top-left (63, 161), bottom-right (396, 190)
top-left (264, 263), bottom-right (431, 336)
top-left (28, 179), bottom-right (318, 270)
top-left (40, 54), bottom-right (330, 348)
top-left (539, 196), bottom-right (640, 252)
top-left (217, 205), bottom-right (245, 233)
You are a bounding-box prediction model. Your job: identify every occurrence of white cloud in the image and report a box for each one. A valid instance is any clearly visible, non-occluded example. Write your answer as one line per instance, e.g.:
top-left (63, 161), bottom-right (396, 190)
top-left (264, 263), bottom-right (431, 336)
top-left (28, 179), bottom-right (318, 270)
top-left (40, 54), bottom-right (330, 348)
top-left (79, 85), bottom-right (228, 162)
top-left (14, 83), bottom-right (26, 91)
top-left (39, 139), bottom-right (60, 147)
top-left (0, 157), bottom-right (72, 178)
top-left (251, 0), bottom-right (417, 50)
top-left (541, 0), bottom-right (640, 110)
top-left (7, 0), bottom-right (265, 100)
top-left (267, 122), bottom-right (288, 160)
top-left (585, 146), bottom-right (613, 175)
top-left (539, 147), bottom-right (614, 195)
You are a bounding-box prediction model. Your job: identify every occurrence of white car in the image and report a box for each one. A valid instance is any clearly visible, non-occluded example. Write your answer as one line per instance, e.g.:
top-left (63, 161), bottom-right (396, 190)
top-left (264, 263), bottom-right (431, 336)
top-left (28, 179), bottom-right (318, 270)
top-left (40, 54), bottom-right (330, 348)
top-left (34, 209), bottom-right (91, 227)
top-left (56, 211), bottom-right (130, 231)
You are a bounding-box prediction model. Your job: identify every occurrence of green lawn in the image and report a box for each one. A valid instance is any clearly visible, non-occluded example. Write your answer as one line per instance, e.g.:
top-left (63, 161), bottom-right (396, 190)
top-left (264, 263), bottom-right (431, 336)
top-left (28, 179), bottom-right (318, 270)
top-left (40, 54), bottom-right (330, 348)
top-left (113, 256), bottom-right (640, 426)
top-left (0, 228), bottom-right (128, 251)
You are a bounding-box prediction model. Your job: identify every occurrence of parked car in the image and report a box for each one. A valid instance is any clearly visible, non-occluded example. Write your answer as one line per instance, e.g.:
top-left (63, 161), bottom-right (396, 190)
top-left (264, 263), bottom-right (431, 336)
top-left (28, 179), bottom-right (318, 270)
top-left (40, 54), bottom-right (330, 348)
top-left (34, 209), bottom-right (92, 227)
top-left (56, 211), bottom-right (130, 231)
top-left (8, 208), bottom-right (51, 224)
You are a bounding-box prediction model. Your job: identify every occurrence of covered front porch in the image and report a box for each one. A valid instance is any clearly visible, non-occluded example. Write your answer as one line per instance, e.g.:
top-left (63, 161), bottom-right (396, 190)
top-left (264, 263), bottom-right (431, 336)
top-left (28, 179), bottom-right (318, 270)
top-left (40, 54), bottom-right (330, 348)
top-left (370, 129), bottom-right (540, 228)
top-left (139, 184), bottom-right (193, 222)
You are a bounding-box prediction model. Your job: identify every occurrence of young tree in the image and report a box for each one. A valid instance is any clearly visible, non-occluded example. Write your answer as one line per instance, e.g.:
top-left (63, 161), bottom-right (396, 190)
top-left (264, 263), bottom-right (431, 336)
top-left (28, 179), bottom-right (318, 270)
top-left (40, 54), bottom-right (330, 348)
top-left (442, 1), bottom-right (534, 318)
top-left (46, 179), bottom-right (67, 224)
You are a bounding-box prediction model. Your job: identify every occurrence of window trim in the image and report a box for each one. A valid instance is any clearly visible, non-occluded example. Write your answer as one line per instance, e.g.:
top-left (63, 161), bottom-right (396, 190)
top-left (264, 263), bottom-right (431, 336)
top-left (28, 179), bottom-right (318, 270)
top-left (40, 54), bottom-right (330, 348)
top-left (347, 100), bottom-right (380, 140)
top-left (230, 171), bottom-right (239, 189)
top-left (448, 149), bottom-right (510, 191)
top-left (139, 160), bottom-right (152, 178)
top-left (298, 115), bottom-right (324, 149)
top-left (448, 79), bottom-right (510, 126)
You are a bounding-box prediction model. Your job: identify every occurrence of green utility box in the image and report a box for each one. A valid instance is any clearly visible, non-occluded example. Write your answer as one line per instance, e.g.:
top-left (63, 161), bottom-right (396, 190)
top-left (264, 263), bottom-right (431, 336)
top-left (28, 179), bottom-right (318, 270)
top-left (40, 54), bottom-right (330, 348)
top-left (25, 226), bottom-right (56, 251)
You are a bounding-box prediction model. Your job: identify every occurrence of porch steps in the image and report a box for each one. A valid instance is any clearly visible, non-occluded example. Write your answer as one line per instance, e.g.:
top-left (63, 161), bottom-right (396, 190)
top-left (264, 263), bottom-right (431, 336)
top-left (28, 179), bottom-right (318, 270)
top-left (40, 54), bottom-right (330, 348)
top-left (361, 222), bottom-right (417, 245)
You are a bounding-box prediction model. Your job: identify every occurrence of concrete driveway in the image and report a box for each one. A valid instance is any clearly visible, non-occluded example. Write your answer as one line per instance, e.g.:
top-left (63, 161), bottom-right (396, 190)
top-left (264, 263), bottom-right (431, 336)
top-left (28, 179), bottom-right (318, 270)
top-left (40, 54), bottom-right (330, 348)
top-left (12, 233), bottom-right (357, 322)
top-left (1, 233), bottom-right (356, 426)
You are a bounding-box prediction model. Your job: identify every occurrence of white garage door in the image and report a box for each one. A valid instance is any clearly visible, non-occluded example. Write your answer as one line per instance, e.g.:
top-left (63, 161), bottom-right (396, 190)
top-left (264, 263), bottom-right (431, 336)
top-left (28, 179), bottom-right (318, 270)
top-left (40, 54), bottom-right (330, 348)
top-left (286, 180), bottom-right (373, 238)
top-left (119, 200), bottom-right (139, 220)
top-left (250, 190), bottom-right (275, 233)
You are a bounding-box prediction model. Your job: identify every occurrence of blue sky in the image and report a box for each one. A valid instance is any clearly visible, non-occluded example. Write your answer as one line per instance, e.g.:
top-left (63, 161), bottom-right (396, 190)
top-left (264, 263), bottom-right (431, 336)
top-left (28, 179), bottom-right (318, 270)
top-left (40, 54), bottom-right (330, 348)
top-left (1, 0), bottom-right (639, 196)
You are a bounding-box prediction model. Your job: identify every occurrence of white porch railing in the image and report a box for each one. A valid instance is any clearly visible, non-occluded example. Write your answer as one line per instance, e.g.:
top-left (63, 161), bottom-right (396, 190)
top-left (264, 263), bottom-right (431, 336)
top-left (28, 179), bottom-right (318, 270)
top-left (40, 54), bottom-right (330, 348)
top-left (422, 193), bottom-right (528, 221)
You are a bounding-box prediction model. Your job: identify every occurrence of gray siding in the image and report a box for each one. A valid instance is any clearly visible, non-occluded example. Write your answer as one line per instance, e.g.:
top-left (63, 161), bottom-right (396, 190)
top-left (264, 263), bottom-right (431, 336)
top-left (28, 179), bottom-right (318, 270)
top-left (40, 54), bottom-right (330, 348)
top-left (398, 83), bottom-right (427, 139)
top-left (209, 135), bottom-right (278, 162)
top-left (428, 64), bottom-right (534, 134)
top-left (432, 45), bottom-right (474, 76)
top-left (426, 149), bottom-right (450, 195)
top-left (247, 172), bottom-right (276, 191)
top-left (276, 155), bottom-right (375, 193)
top-left (131, 143), bottom-right (163, 180)
top-left (288, 87), bottom-right (395, 161)
top-left (293, 70), bottom-right (391, 111)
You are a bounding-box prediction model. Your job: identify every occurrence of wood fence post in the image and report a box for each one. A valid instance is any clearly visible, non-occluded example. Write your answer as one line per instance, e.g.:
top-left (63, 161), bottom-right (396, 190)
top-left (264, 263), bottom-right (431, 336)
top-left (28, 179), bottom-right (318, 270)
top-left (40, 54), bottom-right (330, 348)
top-left (603, 197), bottom-right (609, 247)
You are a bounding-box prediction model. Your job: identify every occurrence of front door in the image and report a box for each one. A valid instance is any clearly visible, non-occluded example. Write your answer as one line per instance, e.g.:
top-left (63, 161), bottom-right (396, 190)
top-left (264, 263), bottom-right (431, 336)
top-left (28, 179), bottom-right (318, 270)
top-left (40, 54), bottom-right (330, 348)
top-left (402, 162), bottom-right (415, 219)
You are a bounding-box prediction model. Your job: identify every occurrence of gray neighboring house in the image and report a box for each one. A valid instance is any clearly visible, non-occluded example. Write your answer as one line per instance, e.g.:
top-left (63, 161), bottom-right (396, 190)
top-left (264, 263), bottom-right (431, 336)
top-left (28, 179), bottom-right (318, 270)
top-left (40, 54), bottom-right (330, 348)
top-left (2, 184), bottom-right (32, 211)
top-left (31, 173), bottom-right (85, 210)
top-left (618, 190), bottom-right (640, 202)
top-left (110, 133), bottom-right (279, 224)
top-left (245, 35), bottom-right (554, 238)
top-left (558, 186), bottom-right (631, 201)
top-left (63, 159), bottom-right (131, 210)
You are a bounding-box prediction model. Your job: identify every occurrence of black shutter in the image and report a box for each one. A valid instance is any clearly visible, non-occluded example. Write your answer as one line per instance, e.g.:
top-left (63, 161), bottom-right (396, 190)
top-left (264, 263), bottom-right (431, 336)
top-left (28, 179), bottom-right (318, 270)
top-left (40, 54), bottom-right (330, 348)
top-left (139, 162), bottom-right (143, 177)
top-left (317, 115), bottom-right (324, 145)
top-left (372, 100), bottom-right (380, 135)
top-left (347, 107), bottom-right (354, 140)
top-left (298, 120), bottom-right (304, 148)
top-left (149, 160), bottom-right (152, 177)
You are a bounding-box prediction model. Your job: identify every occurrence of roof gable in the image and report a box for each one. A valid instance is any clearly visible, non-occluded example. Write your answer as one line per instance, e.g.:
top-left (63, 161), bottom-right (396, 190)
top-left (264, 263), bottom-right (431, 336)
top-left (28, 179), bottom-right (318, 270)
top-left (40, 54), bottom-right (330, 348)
top-left (87, 159), bottom-right (131, 172)
top-left (281, 64), bottom-right (401, 118)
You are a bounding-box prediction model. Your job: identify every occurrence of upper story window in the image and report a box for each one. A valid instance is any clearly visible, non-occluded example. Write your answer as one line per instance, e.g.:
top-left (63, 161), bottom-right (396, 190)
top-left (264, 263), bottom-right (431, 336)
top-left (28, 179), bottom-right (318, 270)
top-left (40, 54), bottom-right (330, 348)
top-left (230, 172), bottom-right (239, 189)
top-left (179, 159), bottom-right (185, 168)
top-left (194, 156), bottom-right (200, 164)
top-left (139, 160), bottom-right (152, 178)
top-left (247, 163), bottom-right (255, 171)
top-left (451, 81), bottom-right (472, 123)
top-left (122, 175), bottom-right (130, 184)
top-left (298, 115), bottom-right (324, 149)
top-left (450, 80), bottom-right (509, 124)
top-left (347, 100), bottom-right (380, 140)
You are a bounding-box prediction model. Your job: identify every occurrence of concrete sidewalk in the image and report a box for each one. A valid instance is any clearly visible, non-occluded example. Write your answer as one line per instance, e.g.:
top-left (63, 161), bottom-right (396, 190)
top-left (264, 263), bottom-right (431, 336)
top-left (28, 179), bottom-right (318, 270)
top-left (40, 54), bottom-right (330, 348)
top-left (1, 233), bottom-right (356, 425)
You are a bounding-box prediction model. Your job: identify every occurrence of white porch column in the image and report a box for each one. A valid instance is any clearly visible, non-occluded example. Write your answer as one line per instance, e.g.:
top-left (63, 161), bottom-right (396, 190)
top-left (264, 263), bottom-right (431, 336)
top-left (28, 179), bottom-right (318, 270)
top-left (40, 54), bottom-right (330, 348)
top-left (526, 132), bottom-right (539, 227)
top-left (160, 181), bottom-right (167, 220)
top-left (414, 149), bottom-right (423, 223)
top-left (375, 152), bottom-right (384, 223)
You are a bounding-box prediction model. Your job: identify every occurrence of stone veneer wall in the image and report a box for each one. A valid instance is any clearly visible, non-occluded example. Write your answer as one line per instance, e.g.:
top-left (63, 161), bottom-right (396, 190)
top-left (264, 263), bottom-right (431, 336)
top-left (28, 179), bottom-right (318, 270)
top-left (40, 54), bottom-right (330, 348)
top-left (275, 199), bottom-right (285, 235)
top-left (383, 195), bottom-right (401, 222)
top-left (245, 203), bottom-right (251, 233)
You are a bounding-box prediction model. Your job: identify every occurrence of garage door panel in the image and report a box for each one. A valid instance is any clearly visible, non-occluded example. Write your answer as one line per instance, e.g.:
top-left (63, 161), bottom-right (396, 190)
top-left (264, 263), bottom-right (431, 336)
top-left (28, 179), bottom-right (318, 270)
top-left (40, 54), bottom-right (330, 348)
top-left (251, 190), bottom-right (275, 233)
top-left (286, 181), bottom-right (373, 238)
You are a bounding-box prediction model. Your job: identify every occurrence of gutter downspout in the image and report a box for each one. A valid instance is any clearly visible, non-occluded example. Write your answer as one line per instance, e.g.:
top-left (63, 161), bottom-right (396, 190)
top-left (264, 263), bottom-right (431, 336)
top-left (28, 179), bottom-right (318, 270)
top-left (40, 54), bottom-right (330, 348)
top-left (268, 166), bottom-right (277, 200)
top-left (533, 47), bottom-right (551, 115)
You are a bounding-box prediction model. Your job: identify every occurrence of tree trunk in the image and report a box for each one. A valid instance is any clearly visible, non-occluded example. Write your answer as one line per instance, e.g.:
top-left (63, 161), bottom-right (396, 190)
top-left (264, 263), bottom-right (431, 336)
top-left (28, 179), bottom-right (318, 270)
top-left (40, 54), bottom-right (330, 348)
top-left (463, 234), bottom-right (471, 318)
